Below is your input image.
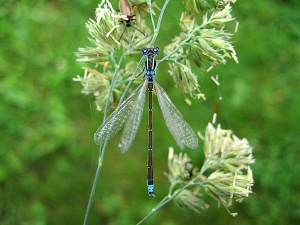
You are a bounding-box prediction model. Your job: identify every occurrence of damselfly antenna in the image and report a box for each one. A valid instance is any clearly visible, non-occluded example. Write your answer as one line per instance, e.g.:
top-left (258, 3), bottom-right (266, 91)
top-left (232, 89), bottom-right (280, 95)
top-left (118, 0), bottom-right (145, 41)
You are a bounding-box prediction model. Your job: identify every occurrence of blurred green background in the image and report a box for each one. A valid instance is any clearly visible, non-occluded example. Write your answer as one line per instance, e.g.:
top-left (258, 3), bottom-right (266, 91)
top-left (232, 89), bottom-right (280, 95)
top-left (1, 0), bottom-right (299, 224)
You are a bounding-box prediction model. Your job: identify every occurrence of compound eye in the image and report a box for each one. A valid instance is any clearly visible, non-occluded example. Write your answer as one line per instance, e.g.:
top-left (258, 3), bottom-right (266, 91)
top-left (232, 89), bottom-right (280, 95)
top-left (142, 48), bottom-right (148, 55)
top-left (153, 47), bottom-right (160, 54)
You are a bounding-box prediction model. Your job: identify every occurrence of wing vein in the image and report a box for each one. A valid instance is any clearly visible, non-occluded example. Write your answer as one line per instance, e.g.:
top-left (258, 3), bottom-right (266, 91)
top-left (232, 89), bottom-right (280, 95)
top-left (119, 81), bottom-right (147, 153)
top-left (155, 82), bottom-right (198, 149)
top-left (94, 81), bottom-right (147, 148)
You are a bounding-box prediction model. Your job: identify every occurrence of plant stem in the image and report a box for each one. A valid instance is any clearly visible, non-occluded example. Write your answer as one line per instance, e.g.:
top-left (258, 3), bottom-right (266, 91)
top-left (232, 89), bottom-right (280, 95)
top-left (147, 0), bottom-right (156, 32)
top-left (149, 0), bottom-right (170, 47)
top-left (136, 196), bottom-right (170, 225)
top-left (137, 159), bottom-right (213, 223)
top-left (83, 143), bottom-right (107, 225)
top-left (83, 34), bottom-right (139, 225)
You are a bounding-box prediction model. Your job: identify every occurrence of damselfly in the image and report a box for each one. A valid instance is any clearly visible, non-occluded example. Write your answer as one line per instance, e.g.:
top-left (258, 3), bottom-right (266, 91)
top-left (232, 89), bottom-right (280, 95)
top-left (118, 0), bottom-right (145, 41)
top-left (94, 47), bottom-right (198, 196)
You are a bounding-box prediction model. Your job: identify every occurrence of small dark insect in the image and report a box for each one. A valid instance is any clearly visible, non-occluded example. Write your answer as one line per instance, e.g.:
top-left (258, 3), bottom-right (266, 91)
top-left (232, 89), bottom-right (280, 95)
top-left (215, 0), bottom-right (226, 10)
top-left (185, 161), bottom-right (194, 179)
top-left (118, 0), bottom-right (145, 41)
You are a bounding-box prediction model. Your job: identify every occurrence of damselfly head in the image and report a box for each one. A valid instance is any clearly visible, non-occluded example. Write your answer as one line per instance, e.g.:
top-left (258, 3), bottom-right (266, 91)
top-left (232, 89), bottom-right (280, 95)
top-left (142, 47), bottom-right (160, 55)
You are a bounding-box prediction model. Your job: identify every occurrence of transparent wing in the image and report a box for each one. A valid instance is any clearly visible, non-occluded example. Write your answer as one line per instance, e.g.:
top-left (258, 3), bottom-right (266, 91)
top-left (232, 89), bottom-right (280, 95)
top-left (94, 81), bottom-right (147, 147)
top-left (119, 81), bottom-right (147, 153)
top-left (155, 82), bottom-right (198, 150)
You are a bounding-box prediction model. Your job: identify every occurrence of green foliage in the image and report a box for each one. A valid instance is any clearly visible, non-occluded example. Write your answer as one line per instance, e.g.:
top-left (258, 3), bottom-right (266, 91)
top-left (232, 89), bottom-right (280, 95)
top-left (1, 0), bottom-right (300, 225)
